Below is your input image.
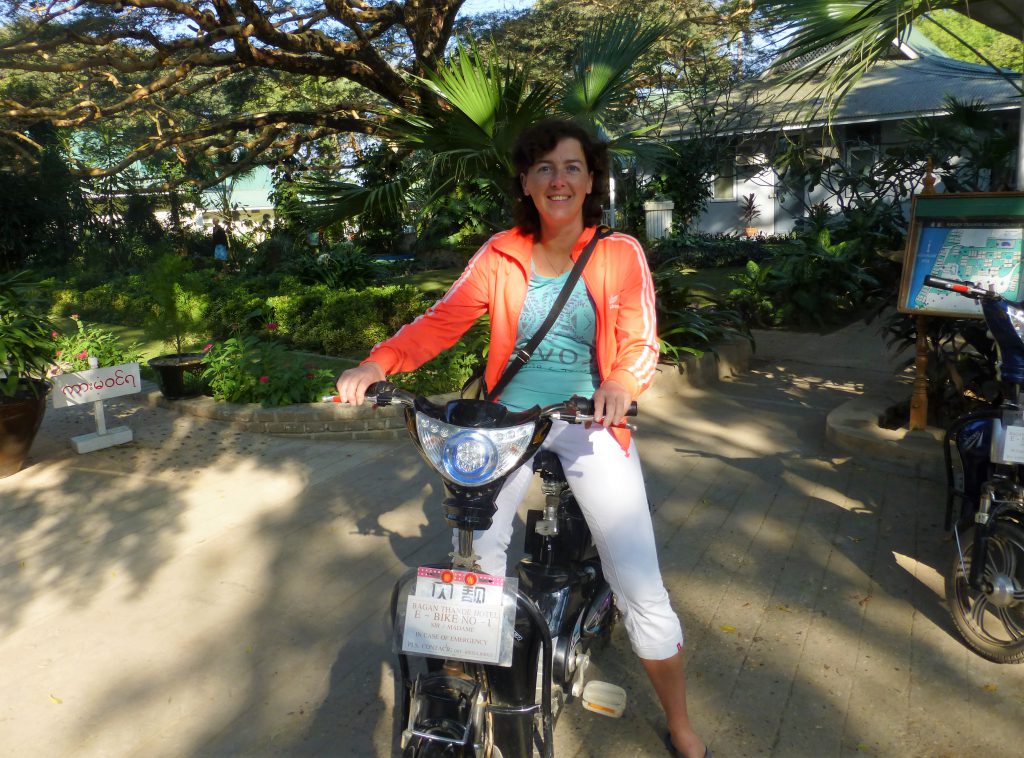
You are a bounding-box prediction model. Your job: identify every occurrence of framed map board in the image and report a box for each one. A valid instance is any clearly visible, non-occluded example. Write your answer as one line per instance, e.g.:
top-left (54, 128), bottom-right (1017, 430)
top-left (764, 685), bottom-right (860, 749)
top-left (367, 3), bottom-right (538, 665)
top-left (898, 192), bottom-right (1024, 318)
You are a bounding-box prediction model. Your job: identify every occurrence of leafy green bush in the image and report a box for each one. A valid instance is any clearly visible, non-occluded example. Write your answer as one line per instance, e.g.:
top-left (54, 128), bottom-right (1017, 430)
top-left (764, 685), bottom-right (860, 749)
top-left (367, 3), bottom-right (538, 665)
top-left (52, 317), bottom-right (143, 372)
top-left (725, 261), bottom-right (775, 328)
top-left (299, 285), bottom-right (430, 356)
top-left (204, 286), bottom-right (267, 339)
top-left (651, 259), bottom-right (750, 363)
top-left (762, 230), bottom-right (880, 328)
top-left (647, 232), bottom-right (786, 270)
top-left (201, 336), bottom-right (335, 406)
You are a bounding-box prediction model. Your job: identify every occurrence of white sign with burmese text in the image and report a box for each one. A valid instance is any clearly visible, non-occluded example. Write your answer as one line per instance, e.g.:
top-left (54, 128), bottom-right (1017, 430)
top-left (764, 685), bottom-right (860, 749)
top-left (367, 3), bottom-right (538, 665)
top-left (52, 363), bottom-right (141, 408)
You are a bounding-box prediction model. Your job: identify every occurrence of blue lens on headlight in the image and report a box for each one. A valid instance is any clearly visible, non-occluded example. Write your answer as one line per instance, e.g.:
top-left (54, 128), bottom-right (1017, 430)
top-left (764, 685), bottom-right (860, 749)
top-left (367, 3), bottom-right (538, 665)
top-left (442, 431), bottom-right (497, 484)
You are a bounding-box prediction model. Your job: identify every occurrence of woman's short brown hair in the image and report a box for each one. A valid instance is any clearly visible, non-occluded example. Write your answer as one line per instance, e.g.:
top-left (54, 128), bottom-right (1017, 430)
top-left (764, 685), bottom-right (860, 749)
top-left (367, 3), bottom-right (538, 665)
top-left (511, 119), bottom-right (608, 238)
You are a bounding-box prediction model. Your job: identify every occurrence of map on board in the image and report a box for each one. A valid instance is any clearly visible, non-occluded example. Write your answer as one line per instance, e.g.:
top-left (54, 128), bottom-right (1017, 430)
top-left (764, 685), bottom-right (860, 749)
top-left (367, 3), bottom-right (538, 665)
top-left (906, 222), bottom-right (1024, 316)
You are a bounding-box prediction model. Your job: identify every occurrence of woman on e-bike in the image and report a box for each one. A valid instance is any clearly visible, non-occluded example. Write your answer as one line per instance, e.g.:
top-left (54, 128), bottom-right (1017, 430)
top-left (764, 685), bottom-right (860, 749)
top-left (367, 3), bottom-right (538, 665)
top-left (337, 119), bottom-right (710, 758)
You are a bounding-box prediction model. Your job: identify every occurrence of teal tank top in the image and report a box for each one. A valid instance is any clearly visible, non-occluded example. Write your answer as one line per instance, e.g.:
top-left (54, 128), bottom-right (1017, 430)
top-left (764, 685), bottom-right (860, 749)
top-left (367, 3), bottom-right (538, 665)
top-left (498, 267), bottom-right (600, 412)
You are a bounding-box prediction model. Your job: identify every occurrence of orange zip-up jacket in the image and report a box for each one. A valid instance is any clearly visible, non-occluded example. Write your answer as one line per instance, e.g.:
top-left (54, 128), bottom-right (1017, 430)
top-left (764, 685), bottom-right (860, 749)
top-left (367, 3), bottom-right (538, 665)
top-left (363, 226), bottom-right (659, 451)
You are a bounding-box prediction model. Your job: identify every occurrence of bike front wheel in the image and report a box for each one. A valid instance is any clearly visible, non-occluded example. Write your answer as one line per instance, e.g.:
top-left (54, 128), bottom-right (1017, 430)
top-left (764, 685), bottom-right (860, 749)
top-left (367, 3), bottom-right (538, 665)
top-left (946, 518), bottom-right (1024, 663)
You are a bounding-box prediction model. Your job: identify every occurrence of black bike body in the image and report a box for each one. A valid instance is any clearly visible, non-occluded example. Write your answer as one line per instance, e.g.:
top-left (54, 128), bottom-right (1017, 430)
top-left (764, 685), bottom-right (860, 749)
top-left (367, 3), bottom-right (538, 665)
top-left (375, 385), bottom-right (627, 756)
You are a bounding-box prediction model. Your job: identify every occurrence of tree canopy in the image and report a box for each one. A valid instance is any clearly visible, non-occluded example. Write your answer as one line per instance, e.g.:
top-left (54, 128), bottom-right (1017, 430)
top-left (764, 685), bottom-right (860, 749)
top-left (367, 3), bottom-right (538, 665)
top-left (0, 0), bottom-right (754, 188)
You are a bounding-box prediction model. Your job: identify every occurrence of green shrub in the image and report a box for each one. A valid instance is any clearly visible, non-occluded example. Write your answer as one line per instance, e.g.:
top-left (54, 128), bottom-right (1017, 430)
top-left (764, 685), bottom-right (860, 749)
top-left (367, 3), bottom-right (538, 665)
top-left (648, 232), bottom-right (786, 270)
top-left (762, 230), bottom-right (881, 328)
top-left (204, 287), bottom-right (268, 339)
top-left (725, 261), bottom-right (776, 328)
top-left (201, 336), bottom-right (335, 406)
top-left (651, 258), bottom-right (750, 363)
top-left (52, 317), bottom-right (143, 372)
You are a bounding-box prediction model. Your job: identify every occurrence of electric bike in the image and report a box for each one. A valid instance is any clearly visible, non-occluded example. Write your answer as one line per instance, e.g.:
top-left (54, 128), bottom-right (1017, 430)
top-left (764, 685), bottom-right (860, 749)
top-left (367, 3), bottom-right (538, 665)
top-left (924, 275), bottom-right (1024, 663)
top-left (368, 381), bottom-right (633, 756)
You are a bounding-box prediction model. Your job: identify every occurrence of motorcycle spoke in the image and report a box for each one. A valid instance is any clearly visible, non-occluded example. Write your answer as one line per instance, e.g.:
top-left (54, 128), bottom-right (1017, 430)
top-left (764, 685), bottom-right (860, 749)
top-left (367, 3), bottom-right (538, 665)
top-left (990, 536), bottom-right (1012, 575)
top-left (995, 607), bottom-right (1024, 641)
top-left (968, 591), bottom-right (991, 632)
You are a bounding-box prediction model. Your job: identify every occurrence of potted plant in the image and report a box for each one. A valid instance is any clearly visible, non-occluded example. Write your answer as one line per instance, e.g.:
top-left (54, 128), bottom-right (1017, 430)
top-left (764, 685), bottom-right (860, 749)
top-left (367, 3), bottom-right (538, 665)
top-left (739, 193), bottom-right (761, 237)
top-left (144, 254), bottom-right (209, 399)
top-left (0, 271), bottom-right (56, 477)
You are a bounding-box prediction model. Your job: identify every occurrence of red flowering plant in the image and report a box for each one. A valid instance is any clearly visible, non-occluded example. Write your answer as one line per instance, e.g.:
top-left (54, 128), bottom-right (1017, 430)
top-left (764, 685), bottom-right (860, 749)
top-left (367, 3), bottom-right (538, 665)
top-left (201, 335), bottom-right (334, 406)
top-left (50, 315), bottom-right (144, 375)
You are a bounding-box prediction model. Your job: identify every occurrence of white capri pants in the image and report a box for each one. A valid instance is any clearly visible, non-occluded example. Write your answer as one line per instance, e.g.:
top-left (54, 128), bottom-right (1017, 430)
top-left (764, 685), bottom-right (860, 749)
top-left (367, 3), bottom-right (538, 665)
top-left (458, 420), bottom-right (684, 660)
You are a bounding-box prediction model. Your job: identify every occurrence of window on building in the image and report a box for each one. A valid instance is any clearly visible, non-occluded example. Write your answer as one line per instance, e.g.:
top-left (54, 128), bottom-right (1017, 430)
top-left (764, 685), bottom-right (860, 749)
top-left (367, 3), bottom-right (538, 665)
top-left (711, 156), bottom-right (735, 200)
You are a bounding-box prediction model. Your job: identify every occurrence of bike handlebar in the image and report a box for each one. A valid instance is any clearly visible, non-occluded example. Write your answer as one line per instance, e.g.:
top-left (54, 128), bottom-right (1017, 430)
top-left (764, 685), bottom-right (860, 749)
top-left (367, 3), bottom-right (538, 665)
top-left (361, 381), bottom-right (637, 424)
top-left (923, 275), bottom-right (998, 300)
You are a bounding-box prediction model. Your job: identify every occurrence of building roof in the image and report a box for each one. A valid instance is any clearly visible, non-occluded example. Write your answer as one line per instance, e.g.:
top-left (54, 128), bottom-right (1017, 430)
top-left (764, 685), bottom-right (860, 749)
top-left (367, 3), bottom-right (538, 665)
top-left (201, 165), bottom-right (275, 212)
top-left (659, 32), bottom-right (1022, 140)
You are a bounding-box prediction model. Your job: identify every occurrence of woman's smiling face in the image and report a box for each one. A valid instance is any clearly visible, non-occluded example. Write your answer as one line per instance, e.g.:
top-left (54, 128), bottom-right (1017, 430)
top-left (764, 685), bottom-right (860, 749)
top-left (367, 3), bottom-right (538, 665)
top-left (520, 137), bottom-right (593, 234)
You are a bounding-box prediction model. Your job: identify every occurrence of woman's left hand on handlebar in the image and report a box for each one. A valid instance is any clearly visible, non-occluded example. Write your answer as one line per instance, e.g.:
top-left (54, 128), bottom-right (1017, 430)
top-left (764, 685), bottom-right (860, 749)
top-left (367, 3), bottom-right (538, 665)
top-left (591, 379), bottom-right (631, 425)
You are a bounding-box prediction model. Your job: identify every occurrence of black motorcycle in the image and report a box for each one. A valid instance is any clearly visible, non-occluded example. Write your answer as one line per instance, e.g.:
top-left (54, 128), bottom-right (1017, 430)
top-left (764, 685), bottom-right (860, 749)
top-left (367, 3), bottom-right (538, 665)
top-left (368, 381), bottom-right (632, 757)
top-left (925, 275), bottom-right (1024, 663)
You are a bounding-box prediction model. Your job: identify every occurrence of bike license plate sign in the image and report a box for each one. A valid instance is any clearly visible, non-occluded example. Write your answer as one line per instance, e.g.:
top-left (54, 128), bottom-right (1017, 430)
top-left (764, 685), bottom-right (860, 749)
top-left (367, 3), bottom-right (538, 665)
top-left (400, 567), bottom-right (516, 666)
top-left (994, 412), bottom-right (1024, 464)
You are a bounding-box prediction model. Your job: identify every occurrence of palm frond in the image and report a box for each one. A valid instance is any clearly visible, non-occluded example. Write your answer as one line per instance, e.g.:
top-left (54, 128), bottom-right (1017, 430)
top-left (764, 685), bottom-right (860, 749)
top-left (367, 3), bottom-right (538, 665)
top-left (298, 175), bottom-right (413, 226)
top-left (559, 16), bottom-right (671, 130)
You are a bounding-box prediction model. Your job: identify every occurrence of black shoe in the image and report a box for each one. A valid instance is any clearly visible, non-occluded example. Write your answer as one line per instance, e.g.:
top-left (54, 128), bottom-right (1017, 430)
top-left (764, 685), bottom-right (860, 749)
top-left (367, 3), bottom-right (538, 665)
top-left (663, 731), bottom-right (713, 758)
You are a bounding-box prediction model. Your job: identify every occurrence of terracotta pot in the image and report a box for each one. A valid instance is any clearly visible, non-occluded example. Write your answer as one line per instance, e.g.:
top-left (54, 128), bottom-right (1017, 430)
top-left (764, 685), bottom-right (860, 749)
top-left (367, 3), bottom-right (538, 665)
top-left (147, 353), bottom-right (205, 399)
top-left (0, 378), bottom-right (50, 478)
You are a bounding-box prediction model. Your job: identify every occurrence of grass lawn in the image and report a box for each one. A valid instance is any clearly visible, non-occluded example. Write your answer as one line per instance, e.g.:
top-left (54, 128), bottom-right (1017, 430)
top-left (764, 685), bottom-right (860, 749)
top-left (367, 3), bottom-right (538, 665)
top-left (393, 268), bottom-right (463, 294)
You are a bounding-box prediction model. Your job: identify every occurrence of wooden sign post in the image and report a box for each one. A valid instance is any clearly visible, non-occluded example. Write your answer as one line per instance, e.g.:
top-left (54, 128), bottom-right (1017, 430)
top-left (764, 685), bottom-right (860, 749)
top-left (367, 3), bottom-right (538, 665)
top-left (51, 359), bottom-right (140, 453)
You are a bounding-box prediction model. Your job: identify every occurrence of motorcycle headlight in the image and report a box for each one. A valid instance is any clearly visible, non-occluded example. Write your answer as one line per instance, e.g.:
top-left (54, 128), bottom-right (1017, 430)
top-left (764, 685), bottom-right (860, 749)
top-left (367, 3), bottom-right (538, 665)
top-left (416, 412), bottom-right (536, 486)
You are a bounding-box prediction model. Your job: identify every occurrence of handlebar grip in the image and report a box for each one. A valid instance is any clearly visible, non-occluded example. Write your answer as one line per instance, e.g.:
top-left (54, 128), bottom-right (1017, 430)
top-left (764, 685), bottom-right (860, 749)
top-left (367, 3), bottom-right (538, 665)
top-left (923, 275), bottom-right (992, 299)
top-left (569, 396), bottom-right (638, 417)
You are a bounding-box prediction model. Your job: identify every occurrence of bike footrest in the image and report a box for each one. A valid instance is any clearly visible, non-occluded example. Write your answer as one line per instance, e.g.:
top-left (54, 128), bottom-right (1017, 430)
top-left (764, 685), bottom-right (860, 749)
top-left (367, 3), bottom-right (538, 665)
top-left (581, 680), bottom-right (626, 718)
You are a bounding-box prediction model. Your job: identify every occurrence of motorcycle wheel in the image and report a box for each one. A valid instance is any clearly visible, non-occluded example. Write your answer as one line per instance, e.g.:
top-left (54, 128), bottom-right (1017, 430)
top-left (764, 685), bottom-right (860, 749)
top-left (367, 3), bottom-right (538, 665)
top-left (945, 518), bottom-right (1024, 664)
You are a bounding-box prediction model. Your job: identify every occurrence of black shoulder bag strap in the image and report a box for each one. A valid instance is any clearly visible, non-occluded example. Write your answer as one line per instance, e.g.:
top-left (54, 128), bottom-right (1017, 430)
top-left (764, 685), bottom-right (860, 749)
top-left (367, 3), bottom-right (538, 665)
top-left (485, 226), bottom-right (612, 401)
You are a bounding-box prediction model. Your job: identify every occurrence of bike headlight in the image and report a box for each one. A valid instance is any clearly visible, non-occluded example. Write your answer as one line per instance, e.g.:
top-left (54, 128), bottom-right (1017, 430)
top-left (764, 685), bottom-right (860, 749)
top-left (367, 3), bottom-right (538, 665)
top-left (416, 412), bottom-right (536, 486)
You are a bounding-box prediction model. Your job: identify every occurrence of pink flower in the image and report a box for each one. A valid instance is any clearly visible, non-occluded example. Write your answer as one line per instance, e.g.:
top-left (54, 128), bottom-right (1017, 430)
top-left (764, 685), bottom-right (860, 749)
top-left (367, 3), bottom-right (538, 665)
top-left (259, 375), bottom-right (270, 384)
top-left (70, 314), bottom-right (79, 320)
top-left (76, 350), bottom-right (88, 360)
top-left (203, 343), bottom-right (214, 353)
top-left (55, 350), bottom-right (62, 358)
top-left (51, 331), bottom-right (58, 338)
top-left (265, 322), bottom-right (278, 332)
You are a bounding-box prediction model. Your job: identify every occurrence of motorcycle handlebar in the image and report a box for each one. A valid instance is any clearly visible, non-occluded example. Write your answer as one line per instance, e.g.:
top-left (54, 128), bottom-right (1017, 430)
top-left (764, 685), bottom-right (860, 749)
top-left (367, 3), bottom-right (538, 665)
top-left (359, 383), bottom-right (637, 424)
top-left (923, 275), bottom-right (997, 300)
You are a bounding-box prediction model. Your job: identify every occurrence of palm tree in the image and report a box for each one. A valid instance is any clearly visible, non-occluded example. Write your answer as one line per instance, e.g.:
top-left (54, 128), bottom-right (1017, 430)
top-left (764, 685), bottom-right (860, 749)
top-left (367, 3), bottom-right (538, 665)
top-left (299, 16), bottom-right (671, 232)
top-left (758, 0), bottom-right (1023, 182)
top-left (760, 1), bottom-right (1021, 97)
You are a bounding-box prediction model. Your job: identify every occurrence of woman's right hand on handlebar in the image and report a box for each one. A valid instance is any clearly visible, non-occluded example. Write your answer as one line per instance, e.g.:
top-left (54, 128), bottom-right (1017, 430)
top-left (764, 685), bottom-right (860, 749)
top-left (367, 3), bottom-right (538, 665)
top-left (335, 362), bottom-right (385, 405)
